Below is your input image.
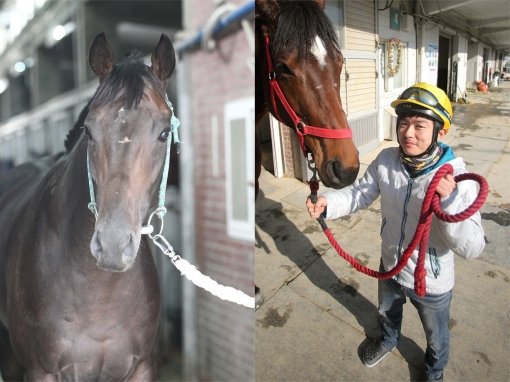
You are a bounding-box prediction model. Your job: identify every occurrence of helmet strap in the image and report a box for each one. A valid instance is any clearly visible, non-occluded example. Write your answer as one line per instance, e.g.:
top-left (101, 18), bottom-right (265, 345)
top-left (431, 120), bottom-right (443, 146)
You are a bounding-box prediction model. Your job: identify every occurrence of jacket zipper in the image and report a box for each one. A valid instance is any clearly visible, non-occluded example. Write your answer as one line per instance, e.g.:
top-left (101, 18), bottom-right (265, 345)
top-left (429, 248), bottom-right (441, 278)
top-left (397, 178), bottom-right (414, 263)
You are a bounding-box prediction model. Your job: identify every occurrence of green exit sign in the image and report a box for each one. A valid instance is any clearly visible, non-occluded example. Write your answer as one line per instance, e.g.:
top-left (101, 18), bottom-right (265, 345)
top-left (390, 8), bottom-right (400, 30)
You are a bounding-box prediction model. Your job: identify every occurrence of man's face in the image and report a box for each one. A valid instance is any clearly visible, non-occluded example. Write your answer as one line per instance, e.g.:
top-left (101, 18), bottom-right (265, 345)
top-left (397, 115), bottom-right (444, 156)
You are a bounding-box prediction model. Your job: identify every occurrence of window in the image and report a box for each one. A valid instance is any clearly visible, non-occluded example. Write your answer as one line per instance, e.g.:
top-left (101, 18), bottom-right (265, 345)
top-left (325, 0), bottom-right (345, 47)
top-left (224, 97), bottom-right (254, 242)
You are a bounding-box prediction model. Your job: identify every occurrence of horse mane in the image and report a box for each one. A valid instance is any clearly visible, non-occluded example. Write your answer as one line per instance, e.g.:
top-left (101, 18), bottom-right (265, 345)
top-left (272, 1), bottom-right (340, 59)
top-left (64, 99), bottom-right (91, 153)
top-left (64, 50), bottom-right (166, 154)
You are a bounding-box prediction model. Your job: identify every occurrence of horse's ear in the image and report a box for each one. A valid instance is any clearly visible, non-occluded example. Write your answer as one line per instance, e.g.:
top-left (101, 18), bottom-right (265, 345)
top-left (89, 32), bottom-right (114, 81)
top-left (255, 0), bottom-right (279, 24)
top-left (315, 0), bottom-right (326, 10)
top-left (151, 34), bottom-right (176, 83)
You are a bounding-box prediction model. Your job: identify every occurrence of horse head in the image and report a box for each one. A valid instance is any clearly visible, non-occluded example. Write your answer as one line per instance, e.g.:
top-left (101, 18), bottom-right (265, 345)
top-left (256, 0), bottom-right (359, 189)
top-left (85, 33), bottom-right (175, 272)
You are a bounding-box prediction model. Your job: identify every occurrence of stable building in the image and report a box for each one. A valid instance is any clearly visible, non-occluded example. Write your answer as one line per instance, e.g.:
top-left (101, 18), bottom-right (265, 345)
top-left (260, 0), bottom-right (510, 184)
top-left (0, 1), bottom-right (255, 381)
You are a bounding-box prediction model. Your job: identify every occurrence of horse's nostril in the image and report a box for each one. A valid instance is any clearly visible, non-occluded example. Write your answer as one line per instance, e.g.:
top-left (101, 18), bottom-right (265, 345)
top-left (121, 232), bottom-right (138, 267)
top-left (332, 161), bottom-right (341, 176)
top-left (329, 161), bottom-right (344, 182)
top-left (325, 160), bottom-right (358, 189)
top-left (90, 231), bottom-right (103, 259)
top-left (123, 232), bottom-right (135, 251)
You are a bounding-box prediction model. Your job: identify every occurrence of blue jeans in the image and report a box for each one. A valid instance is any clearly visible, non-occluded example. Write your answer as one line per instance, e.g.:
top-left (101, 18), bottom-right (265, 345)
top-left (378, 277), bottom-right (452, 380)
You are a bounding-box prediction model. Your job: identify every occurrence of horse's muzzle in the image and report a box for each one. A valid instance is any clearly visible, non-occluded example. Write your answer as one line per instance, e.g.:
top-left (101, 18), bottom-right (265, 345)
top-left (324, 160), bottom-right (359, 189)
top-left (90, 226), bottom-right (139, 272)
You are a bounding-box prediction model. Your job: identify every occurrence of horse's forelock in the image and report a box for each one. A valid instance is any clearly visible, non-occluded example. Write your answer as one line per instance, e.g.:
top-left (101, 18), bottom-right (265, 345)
top-left (65, 99), bottom-right (91, 154)
top-left (90, 51), bottom-right (166, 111)
top-left (272, 1), bottom-right (340, 59)
top-left (65, 52), bottom-right (167, 154)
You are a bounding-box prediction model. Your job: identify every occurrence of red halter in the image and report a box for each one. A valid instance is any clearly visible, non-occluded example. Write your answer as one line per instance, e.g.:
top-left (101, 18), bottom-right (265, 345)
top-left (264, 34), bottom-right (352, 155)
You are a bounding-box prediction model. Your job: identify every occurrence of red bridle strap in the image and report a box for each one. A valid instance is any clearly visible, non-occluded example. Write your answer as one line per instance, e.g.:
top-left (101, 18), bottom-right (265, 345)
top-left (264, 34), bottom-right (352, 154)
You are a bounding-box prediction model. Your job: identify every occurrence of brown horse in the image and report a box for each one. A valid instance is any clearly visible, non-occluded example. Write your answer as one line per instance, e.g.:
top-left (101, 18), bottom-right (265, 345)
top-left (0, 33), bottom-right (175, 381)
top-left (255, 0), bottom-right (359, 194)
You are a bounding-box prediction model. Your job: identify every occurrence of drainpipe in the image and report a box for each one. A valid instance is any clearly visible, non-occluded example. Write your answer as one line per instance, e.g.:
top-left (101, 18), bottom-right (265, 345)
top-left (177, 52), bottom-right (197, 382)
top-left (413, 0), bottom-right (422, 83)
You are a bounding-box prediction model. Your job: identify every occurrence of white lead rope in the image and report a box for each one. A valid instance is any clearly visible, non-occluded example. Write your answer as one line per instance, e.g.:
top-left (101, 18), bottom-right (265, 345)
top-left (142, 209), bottom-right (255, 309)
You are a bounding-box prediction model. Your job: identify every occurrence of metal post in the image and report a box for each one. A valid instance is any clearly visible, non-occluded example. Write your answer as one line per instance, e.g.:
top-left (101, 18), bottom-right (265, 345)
top-left (176, 53), bottom-right (198, 382)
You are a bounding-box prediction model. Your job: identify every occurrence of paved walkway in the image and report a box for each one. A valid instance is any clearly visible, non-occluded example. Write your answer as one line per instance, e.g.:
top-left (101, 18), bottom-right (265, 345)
top-left (255, 82), bottom-right (510, 382)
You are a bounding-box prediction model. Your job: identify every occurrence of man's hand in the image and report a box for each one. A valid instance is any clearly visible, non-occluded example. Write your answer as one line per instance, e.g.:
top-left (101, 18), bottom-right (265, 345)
top-left (436, 174), bottom-right (456, 198)
top-left (306, 196), bottom-right (328, 219)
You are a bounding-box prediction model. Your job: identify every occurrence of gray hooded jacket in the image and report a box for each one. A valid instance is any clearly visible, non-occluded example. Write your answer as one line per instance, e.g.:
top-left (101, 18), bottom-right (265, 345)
top-left (322, 146), bottom-right (485, 294)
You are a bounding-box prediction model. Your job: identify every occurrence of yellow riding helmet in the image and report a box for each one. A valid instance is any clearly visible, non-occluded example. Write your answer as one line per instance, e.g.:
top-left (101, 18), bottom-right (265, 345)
top-left (391, 82), bottom-right (453, 131)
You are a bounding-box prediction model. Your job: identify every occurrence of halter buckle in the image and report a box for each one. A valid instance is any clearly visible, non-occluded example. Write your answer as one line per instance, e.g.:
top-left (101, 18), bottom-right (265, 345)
top-left (143, 206), bottom-right (167, 238)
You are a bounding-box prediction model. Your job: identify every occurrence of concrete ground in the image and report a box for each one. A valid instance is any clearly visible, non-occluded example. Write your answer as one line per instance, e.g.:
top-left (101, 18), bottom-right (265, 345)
top-left (255, 82), bottom-right (510, 382)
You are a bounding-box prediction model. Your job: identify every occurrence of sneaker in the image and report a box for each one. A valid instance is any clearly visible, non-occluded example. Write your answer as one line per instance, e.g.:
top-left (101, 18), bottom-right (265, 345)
top-left (426, 373), bottom-right (443, 381)
top-left (362, 341), bottom-right (393, 368)
top-left (255, 285), bottom-right (265, 309)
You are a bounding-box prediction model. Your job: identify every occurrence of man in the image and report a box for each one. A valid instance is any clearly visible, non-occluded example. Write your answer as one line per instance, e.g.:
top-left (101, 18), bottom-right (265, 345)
top-left (307, 83), bottom-right (485, 381)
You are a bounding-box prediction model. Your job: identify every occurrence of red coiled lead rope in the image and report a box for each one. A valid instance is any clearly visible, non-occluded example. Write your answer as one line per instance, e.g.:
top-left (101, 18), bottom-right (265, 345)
top-left (310, 163), bottom-right (488, 297)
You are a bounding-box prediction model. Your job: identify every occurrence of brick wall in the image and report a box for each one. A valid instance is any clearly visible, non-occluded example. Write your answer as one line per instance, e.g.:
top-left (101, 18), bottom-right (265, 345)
top-left (280, 124), bottom-right (295, 177)
top-left (188, 1), bottom-right (254, 380)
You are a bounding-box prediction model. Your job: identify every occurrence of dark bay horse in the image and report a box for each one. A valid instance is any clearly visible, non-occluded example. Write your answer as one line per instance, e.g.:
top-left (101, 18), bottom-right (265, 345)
top-left (255, 0), bottom-right (360, 194)
top-left (0, 33), bottom-right (175, 381)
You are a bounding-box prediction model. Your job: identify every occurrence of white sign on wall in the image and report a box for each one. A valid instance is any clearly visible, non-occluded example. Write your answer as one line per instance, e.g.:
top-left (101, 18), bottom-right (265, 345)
top-left (426, 43), bottom-right (439, 78)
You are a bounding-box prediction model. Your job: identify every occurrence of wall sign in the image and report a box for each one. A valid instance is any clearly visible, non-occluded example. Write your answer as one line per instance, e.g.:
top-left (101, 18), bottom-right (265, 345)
top-left (426, 43), bottom-right (439, 73)
top-left (390, 8), bottom-right (400, 30)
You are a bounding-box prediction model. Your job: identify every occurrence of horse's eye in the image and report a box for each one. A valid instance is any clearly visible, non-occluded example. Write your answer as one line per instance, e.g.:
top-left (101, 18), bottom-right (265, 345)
top-left (83, 125), bottom-right (92, 139)
top-left (276, 62), bottom-right (295, 77)
top-left (158, 128), bottom-right (170, 142)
